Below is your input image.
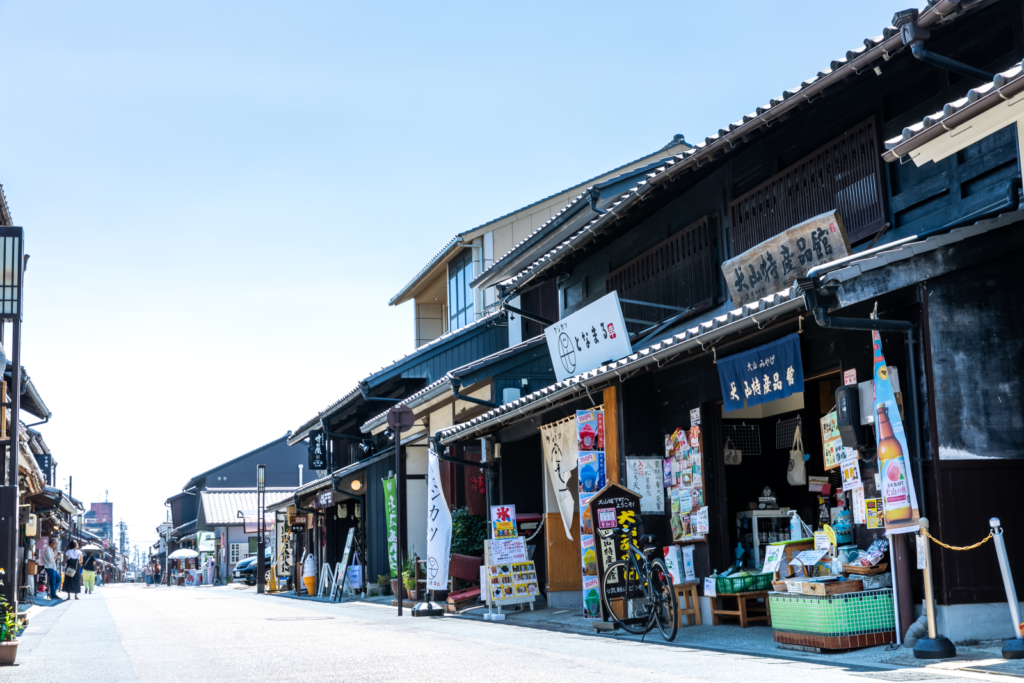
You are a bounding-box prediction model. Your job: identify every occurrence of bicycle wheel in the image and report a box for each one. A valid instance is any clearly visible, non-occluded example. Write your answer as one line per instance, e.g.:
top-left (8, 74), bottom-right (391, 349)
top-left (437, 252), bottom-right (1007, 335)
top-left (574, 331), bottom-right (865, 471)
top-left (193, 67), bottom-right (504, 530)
top-left (648, 558), bottom-right (678, 642)
top-left (601, 561), bottom-right (652, 635)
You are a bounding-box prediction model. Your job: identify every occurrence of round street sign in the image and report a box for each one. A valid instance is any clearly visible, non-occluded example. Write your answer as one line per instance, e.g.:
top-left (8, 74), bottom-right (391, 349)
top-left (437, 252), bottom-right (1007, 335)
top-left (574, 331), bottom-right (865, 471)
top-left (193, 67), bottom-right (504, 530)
top-left (387, 405), bottom-right (416, 434)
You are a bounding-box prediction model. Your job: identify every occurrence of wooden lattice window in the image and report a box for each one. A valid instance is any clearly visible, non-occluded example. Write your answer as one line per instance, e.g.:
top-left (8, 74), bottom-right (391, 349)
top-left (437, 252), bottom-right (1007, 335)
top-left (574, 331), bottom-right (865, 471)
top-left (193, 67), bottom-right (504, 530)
top-left (606, 214), bottom-right (719, 333)
top-left (729, 118), bottom-right (885, 254)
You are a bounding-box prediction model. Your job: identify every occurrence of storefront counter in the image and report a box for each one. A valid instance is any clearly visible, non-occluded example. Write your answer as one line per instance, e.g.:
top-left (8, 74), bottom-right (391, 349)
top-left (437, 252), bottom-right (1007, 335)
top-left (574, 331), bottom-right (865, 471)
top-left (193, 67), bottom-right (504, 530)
top-left (769, 588), bottom-right (896, 650)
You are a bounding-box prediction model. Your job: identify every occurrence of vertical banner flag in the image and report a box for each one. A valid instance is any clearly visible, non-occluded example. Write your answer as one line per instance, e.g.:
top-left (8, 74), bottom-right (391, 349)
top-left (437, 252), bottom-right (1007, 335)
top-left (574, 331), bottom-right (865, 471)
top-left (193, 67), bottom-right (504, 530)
top-left (382, 477), bottom-right (399, 578)
top-left (426, 449), bottom-right (453, 591)
top-left (540, 417), bottom-right (578, 539)
top-left (872, 331), bottom-right (920, 531)
top-left (717, 333), bottom-right (804, 413)
top-left (578, 408), bottom-right (607, 620)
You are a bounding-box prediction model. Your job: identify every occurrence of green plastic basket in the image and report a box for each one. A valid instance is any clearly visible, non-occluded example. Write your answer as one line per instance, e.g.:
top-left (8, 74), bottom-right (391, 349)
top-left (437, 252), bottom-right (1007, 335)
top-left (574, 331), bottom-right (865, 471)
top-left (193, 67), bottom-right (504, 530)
top-left (715, 572), bottom-right (773, 594)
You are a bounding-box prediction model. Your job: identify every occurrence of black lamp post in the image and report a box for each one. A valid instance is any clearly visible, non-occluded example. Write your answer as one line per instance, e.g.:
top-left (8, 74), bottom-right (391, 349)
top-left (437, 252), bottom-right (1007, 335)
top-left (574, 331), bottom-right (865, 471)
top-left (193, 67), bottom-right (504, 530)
top-left (256, 464), bottom-right (266, 594)
top-left (0, 227), bottom-right (25, 611)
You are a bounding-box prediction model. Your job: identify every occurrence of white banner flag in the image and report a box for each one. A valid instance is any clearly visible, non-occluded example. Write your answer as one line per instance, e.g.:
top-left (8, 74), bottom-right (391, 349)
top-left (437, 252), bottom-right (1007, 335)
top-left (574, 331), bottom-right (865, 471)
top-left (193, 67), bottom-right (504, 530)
top-left (426, 449), bottom-right (453, 591)
top-left (541, 417), bottom-right (578, 540)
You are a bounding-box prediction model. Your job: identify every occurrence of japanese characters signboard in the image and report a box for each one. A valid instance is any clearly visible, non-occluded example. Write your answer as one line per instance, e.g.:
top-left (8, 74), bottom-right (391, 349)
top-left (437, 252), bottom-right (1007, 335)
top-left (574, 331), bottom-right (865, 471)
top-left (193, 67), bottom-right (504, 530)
top-left (577, 410), bottom-right (608, 619)
top-left (586, 481), bottom-right (642, 607)
top-left (382, 477), bottom-right (398, 578)
top-left (426, 450), bottom-right (453, 590)
top-left (544, 292), bottom-right (631, 382)
top-left (490, 504), bottom-right (517, 540)
top-left (717, 333), bottom-right (804, 413)
top-left (308, 429), bottom-right (327, 471)
top-left (721, 210), bottom-right (852, 308)
top-left (626, 457), bottom-right (665, 514)
top-left (489, 538), bottom-right (528, 564)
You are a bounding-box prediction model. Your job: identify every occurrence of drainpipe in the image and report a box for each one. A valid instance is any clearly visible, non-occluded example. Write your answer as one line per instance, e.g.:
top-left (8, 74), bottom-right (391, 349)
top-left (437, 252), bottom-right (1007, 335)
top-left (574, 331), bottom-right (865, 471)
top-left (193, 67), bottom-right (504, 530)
top-left (894, 8), bottom-right (994, 84)
top-left (587, 187), bottom-right (607, 215)
top-left (450, 378), bottom-right (500, 409)
top-left (796, 278), bottom-right (927, 519)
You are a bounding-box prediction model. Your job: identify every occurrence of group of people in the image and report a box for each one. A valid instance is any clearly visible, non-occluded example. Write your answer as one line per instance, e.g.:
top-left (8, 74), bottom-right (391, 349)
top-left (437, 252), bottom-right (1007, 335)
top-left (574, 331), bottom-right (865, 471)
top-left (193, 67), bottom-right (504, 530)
top-left (141, 562), bottom-right (161, 586)
top-left (39, 538), bottom-right (100, 601)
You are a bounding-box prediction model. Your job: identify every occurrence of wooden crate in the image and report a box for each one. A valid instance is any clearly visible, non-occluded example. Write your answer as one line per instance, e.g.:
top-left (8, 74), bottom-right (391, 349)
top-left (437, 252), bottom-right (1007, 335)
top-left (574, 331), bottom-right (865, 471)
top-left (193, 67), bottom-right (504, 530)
top-left (801, 579), bottom-right (863, 596)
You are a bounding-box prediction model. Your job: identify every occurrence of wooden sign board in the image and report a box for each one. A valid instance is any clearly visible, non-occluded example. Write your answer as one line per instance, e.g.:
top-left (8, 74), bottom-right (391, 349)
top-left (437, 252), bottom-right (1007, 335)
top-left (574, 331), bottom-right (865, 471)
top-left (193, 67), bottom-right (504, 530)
top-left (722, 210), bottom-right (852, 308)
top-left (585, 482), bottom-right (642, 605)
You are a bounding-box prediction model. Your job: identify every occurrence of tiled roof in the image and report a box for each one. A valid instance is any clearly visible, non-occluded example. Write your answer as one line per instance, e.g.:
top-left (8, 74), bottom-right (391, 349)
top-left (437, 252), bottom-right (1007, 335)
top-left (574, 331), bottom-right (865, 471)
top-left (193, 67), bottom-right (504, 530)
top-left (883, 62), bottom-right (1024, 162)
top-left (360, 336), bottom-right (548, 433)
top-left (494, 1), bottom-right (970, 296)
top-left (200, 489), bottom-right (294, 526)
top-left (388, 235), bottom-right (464, 306)
top-left (438, 287), bottom-right (806, 445)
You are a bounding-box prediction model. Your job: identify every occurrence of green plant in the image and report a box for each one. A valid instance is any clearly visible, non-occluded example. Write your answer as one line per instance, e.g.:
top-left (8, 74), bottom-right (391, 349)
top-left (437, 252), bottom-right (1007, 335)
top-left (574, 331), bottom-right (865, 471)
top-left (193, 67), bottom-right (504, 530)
top-left (377, 574), bottom-right (392, 586)
top-left (450, 507), bottom-right (488, 557)
top-left (0, 569), bottom-right (17, 643)
top-left (401, 555), bottom-right (419, 590)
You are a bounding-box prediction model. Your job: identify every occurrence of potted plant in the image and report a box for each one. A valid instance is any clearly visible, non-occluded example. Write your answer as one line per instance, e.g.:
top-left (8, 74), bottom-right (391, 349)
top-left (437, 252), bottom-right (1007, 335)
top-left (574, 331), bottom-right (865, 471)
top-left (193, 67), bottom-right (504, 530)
top-left (388, 571), bottom-right (401, 600)
top-left (377, 574), bottom-right (393, 596)
top-left (450, 507), bottom-right (488, 557)
top-left (0, 570), bottom-right (19, 665)
top-left (401, 556), bottom-right (418, 601)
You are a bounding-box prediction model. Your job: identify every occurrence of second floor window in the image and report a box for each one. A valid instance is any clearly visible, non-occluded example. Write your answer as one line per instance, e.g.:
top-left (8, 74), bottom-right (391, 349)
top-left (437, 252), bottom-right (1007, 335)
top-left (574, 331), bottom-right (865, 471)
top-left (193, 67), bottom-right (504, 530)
top-left (448, 249), bottom-right (474, 330)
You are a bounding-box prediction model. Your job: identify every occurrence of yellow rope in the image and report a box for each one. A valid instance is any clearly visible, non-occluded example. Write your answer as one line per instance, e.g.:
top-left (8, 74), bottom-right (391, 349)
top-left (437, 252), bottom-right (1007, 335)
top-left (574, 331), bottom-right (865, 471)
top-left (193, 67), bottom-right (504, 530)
top-left (921, 527), bottom-right (993, 551)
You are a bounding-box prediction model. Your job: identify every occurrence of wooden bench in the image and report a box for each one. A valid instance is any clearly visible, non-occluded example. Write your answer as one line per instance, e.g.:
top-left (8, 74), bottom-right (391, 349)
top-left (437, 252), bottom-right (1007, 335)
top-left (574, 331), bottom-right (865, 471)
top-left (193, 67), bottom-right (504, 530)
top-left (710, 590), bottom-right (771, 628)
top-left (673, 582), bottom-right (702, 627)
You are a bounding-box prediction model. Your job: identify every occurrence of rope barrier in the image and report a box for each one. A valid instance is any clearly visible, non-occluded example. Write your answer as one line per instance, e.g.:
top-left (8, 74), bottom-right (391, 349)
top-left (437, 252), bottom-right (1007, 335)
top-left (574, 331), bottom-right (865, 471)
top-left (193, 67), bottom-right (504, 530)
top-left (921, 527), bottom-right (993, 551)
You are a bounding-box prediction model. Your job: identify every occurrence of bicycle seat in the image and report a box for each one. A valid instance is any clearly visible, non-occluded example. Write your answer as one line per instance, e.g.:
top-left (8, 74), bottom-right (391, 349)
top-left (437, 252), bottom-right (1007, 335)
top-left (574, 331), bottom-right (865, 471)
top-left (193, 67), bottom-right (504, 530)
top-left (640, 534), bottom-right (657, 546)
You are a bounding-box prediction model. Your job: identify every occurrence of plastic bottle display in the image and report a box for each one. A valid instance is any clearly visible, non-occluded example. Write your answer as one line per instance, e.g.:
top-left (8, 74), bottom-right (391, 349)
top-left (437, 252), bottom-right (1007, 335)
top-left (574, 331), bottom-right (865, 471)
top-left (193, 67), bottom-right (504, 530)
top-left (877, 403), bottom-right (912, 524)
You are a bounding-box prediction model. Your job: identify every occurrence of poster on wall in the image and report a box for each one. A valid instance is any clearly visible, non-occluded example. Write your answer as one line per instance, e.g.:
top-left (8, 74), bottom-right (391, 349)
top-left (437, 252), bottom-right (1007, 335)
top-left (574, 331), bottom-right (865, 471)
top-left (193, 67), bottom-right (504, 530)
top-left (865, 499), bottom-right (883, 529)
top-left (872, 331), bottom-right (920, 532)
top-left (578, 409), bottom-right (608, 619)
top-left (840, 457), bottom-right (862, 491)
top-left (626, 457), bottom-right (665, 514)
top-left (541, 416), bottom-right (578, 540)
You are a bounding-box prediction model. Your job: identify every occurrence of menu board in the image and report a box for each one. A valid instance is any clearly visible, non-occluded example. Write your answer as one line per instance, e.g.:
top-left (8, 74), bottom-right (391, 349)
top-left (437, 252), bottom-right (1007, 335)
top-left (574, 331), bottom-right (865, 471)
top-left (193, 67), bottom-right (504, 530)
top-left (485, 561), bottom-right (539, 602)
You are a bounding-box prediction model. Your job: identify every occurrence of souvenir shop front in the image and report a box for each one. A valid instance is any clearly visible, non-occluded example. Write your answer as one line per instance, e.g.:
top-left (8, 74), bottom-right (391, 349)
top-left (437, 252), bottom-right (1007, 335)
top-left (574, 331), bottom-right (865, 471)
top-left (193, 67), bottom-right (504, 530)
top-left (620, 292), bottom-right (923, 647)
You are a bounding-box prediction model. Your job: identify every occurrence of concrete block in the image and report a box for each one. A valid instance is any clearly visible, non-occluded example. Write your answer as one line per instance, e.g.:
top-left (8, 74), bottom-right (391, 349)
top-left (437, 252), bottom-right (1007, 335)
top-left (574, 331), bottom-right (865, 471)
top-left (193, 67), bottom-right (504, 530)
top-left (546, 590), bottom-right (582, 609)
top-left (935, 602), bottom-right (1024, 642)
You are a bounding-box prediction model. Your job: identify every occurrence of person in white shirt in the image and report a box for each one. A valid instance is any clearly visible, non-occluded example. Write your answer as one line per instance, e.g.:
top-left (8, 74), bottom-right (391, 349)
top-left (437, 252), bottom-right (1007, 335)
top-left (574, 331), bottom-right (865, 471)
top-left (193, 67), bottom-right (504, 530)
top-left (64, 540), bottom-right (83, 600)
top-left (40, 538), bottom-right (59, 600)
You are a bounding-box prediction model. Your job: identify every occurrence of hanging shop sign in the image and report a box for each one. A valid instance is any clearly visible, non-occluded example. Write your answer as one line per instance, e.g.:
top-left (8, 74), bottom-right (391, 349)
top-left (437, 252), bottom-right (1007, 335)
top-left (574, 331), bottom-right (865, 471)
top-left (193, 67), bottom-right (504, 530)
top-left (426, 449), bottom-right (453, 590)
top-left (540, 415), bottom-right (578, 540)
top-left (625, 457), bottom-right (665, 514)
top-left (544, 292), bottom-right (630, 382)
top-left (577, 409), bottom-right (608, 620)
top-left (308, 429), bottom-right (327, 471)
top-left (382, 477), bottom-right (398, 578)
top-left (717, 333), bottom-right (804, 413)
top-left (721, 209), bottom-right (852, 308)
top-left (872, 331), bottom-right (920, 532)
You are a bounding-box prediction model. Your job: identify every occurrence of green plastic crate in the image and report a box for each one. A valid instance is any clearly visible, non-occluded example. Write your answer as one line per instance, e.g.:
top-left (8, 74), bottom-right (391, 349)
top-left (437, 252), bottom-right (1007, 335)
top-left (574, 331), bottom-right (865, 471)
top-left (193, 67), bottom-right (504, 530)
top-left (768, 588), bottom-right (895, 636)
top-left (715, 572), bottom-right (773, 594)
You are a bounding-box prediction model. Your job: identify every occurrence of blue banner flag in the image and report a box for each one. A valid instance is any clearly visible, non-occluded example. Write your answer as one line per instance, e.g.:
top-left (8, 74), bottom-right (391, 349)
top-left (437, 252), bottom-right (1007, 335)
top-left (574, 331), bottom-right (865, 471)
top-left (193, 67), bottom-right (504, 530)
top-left (717, 333), bottom-right (804, 413)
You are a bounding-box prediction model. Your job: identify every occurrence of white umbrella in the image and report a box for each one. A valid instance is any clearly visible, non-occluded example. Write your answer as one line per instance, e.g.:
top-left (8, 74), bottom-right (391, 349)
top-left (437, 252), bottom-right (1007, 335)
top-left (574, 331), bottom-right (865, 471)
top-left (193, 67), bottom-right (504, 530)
top-left (82, 544), bottom-right (103, 553)
top-left (168, 549), bottom-right (199, 559)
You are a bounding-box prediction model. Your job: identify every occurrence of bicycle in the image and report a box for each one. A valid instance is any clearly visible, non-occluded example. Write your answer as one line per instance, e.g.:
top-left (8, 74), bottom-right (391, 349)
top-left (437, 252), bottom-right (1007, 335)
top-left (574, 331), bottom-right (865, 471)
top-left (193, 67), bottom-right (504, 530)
top-left (598, 522), bottom-right (677, 641)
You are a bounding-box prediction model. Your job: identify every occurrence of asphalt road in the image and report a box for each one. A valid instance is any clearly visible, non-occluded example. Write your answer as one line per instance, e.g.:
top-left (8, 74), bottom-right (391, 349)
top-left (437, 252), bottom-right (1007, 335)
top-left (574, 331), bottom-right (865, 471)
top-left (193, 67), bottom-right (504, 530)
top-left (1, 584), bottom-right (1007, 682)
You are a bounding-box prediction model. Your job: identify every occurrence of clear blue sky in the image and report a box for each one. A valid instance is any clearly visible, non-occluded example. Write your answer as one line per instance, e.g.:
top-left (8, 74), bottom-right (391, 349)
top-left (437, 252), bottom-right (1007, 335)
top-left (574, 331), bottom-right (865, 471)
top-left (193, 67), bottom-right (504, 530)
top-left (0, 0), bottom-right (913, 548)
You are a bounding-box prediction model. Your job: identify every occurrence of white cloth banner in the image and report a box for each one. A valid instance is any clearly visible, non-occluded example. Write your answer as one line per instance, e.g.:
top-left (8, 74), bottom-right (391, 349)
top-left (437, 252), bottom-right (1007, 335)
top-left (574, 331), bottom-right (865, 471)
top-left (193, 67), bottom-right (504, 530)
top-left (541, 417), bottom-right (578, 540)
top-left (426, 449), bottom-right (453, 591)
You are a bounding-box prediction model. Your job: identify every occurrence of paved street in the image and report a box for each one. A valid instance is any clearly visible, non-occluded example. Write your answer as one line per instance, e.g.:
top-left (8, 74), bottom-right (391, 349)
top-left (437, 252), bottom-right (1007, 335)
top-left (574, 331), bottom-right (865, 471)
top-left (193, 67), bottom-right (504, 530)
top-left (1, 584), bottom-right (1014, 683)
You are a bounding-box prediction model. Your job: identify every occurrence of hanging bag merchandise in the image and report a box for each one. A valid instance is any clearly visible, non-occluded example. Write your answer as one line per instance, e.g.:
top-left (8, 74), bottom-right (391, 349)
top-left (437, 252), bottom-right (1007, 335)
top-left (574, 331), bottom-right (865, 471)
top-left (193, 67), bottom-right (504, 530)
top-left (787, 425), bottom-right (807, 486)
top-left (723, 438), bottom-right (742, 466)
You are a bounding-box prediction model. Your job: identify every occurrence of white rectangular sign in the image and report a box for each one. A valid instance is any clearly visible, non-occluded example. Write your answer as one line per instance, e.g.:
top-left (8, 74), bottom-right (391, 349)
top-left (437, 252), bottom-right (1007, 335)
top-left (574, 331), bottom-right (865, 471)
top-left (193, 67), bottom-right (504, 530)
top-left (544, 291), bottom-right (631, 382)
top-left (626, 457), bottom-right (665, 514)
top-left (490, 538), bottom-right (528, 564)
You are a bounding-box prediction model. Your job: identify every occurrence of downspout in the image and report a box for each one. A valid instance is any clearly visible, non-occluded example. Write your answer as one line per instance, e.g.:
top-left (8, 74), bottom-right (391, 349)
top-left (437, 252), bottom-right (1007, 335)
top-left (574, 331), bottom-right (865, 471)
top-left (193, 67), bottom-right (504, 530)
top-left (894, 8), bottom-right (994, 84)
top-left (450, 378), bottom-right (500, 409)
top-left (358, 381), bottom-right (402, 403)
top-left (429, 431), bottom-right (494, 469)
top-left (587, 187), bottom-right (607, 215)
top-left (796, 278), bottom-right (927, 518)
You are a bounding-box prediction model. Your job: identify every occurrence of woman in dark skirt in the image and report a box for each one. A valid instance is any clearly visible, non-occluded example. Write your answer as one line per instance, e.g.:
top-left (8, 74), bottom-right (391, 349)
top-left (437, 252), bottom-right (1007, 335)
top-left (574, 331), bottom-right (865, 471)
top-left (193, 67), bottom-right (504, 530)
top-left (64, 540), bottom-right (82, 600)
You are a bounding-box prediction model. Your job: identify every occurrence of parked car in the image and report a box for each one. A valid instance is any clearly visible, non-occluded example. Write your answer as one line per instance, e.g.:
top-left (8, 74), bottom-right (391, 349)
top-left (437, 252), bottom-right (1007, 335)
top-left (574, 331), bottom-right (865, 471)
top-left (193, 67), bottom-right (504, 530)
top-left (125, 571), bottom-right (136, 583)
top-left (232, 548), bottom-right (273, 586)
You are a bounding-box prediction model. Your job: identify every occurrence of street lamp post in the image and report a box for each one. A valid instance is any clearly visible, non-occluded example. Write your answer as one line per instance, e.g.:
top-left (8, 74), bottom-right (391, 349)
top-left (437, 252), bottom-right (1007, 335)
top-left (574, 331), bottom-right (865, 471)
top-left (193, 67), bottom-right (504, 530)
top-left (0, 228), bottom-right (25, 611)
top-left (256, 464), bottom-right (266, 595)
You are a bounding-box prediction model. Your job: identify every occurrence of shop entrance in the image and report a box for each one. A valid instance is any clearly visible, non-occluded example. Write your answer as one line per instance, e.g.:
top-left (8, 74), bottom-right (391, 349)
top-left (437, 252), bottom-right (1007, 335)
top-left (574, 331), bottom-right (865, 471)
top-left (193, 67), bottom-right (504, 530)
top-left (496, 434), bottom-right (547, 591)
top-left (719, 372), bottom-right (840, 570)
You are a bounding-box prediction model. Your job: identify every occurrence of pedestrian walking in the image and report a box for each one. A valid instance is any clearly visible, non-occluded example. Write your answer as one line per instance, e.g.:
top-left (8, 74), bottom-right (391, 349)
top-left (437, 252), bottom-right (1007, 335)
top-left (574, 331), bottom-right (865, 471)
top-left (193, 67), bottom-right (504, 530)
top-left (82, 551), bottom-right (98, 595)
top-left (64, 540), bottom-right (83, 600)
top-left (41, 538), bottom-right (59, 600)
top-left (143, 564), bottom-right (152, 586)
